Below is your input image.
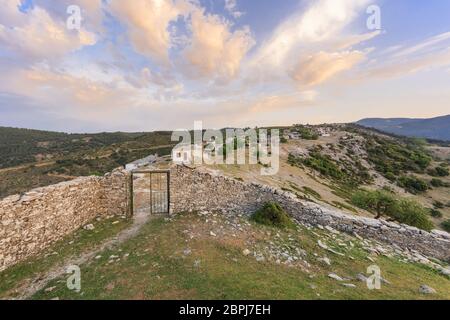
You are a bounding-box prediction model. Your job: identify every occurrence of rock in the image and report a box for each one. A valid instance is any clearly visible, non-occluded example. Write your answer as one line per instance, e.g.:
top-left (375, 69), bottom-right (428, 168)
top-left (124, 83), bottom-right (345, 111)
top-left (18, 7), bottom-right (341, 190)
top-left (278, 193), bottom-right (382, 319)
top-left (419, 285), bottom-right (436, 294)
top-left (342, 283), bottom-right (356, 288)
top-left (318, 257), bottom-right (331, 266)
top-left (438, 267), bottom-right (450, 277)
top-left (256, 256), bottom-right (265, 262)
top-left (242, 249), bottom-right (251, 256)
top-left (328, 273), bottom-right (343, 281)
top-left (318, 240), bottom-right (328, 250)
top-left (210, 231), bottom-right (217, 237)
top-left (356, 273), bottom-right (368, 282)
top-left (83, 224), bottom-right (95, 231)
top-left (183, 248), bottom-right (192, 256)
top-left (95, 255), bottom-right (102, 260)
top-left (45, 286), bottom-right (57, 292)
top-left (112, 221), bottom-right (120, 225)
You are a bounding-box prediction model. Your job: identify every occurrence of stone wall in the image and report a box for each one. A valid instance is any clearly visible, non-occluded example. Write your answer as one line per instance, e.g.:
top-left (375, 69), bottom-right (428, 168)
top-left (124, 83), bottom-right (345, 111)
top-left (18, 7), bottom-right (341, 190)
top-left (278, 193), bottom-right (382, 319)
top-left (1, 163), bottom-right (449, 272)
top-left (0, 168), bottom-right (129, 271)
top-left (170, 165), bottom-right (450, 262)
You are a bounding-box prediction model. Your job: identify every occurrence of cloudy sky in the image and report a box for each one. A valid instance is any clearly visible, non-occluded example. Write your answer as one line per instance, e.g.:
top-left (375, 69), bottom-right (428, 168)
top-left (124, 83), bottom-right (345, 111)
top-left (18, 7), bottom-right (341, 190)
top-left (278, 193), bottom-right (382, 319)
top-left (0, 0), bottom-right (449, 132)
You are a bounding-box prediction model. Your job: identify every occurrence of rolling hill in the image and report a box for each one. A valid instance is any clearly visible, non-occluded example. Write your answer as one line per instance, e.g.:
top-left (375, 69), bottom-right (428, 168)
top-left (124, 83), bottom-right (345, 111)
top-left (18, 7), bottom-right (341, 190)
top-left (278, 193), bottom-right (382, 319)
top-left (356, 115), bottom-right (450, 141)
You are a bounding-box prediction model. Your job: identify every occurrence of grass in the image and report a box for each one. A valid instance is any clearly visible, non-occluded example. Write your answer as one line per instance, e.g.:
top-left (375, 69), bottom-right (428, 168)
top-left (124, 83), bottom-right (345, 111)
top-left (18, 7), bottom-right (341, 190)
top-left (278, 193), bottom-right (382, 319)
top-left (0, 216), bottom-right (131, 299)
top-left (4, 212), bottom-right (446, 300)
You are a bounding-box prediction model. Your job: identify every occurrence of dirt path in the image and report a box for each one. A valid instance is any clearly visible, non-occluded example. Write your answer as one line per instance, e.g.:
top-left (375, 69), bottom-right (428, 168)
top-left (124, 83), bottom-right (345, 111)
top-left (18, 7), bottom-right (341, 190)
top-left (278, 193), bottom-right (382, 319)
top-left (16, 213), bottom-right (151, 300)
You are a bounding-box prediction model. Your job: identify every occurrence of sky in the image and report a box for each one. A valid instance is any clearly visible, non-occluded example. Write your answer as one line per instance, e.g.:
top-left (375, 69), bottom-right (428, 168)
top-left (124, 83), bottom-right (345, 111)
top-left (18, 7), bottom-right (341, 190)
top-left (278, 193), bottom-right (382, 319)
top-left (0, 0), bottom-right (449, 133)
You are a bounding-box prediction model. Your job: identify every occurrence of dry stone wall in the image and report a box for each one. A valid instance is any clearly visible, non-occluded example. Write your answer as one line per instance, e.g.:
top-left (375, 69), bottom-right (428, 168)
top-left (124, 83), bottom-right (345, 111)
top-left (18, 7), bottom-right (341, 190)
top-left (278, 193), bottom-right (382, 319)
top-left (170, 165), bottom-right (450, 262)
top-left (0, 168), bottom-right (129, 271)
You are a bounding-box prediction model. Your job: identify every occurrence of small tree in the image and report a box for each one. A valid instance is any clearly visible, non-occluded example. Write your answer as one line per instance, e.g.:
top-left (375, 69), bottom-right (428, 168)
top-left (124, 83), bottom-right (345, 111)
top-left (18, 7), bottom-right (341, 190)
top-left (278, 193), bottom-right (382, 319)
top-left (351, 190), bottom-right (396, 219)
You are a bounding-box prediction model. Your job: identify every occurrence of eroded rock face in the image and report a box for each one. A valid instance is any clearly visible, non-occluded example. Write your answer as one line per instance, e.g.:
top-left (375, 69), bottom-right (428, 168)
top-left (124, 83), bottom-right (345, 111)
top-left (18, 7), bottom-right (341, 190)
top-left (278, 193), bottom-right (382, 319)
top-left (0, 168), bottom-right (129, 271)
top-left (169, 165), bottom-right (450, 262)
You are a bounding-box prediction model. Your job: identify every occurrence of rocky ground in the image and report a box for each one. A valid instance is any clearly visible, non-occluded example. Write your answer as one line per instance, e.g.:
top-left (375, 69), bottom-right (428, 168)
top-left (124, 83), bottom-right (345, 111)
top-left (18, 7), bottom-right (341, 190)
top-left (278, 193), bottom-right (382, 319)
top-left (2, 209), bottom-right (448, 300)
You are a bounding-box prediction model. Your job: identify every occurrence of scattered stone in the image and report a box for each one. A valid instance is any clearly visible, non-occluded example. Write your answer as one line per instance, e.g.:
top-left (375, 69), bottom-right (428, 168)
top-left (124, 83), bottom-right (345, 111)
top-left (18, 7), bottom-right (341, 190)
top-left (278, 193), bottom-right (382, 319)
top-left (95, 255), bottom-right (102, 260)
top-left (328, 273), bottom-right (343, 281)
top-left (318, 257), bottom-right (331, 266)
top-left (112, 221), bottom-right (120, 225)
top-left (83, 224), bottom-right (95, 231)
top-left (45, 286), bottom-right (56, 292)
top-left (419, 285), bottom-right (436, 294)
top-left (318, 240), bottom-right (328, 250)
top-left (242, 249), bottom-right (251, 256)
top-left (342, 283), bottom-right (356, 288)
top-left (183, 248), bottom-right (192, 256)
top-left (210, 231), bottom-right (217, 237)
top-left (356, 273), bottom-right (368, 282)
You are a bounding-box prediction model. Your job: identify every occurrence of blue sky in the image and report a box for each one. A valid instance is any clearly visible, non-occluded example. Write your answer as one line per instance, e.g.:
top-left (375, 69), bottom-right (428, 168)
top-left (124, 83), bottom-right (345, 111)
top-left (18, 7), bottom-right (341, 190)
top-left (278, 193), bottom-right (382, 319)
top-left (0, 0), bottom-right (449, 132)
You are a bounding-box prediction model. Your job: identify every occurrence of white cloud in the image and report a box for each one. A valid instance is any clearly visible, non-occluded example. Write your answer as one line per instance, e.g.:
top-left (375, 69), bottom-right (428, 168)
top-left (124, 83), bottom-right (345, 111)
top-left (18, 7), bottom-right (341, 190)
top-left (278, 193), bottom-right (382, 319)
top-left (183, 7), bottom-right (255, 81)
top-left (251, 0), bottom-right (370, 69)
top-left (108, 0), bottom-right (188, 64)
top-left (0, 5), bottom-right (96, 62)
top-left (225, 0), bottom-right (245, 19)
top-left (291, 50), bottom-right (365, 86)
top-left (392, 31), bottom-right (450, 58)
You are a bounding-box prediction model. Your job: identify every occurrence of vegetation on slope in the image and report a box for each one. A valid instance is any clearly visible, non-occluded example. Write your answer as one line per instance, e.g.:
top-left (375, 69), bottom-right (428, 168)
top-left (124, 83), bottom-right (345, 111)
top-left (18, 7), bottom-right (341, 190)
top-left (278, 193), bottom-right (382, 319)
top-left (250, 202), bottom-right (296, 229)
top-left (2, 213), bottom-right (448, 300)
top-left (351, 190), bottom-right (434, 231)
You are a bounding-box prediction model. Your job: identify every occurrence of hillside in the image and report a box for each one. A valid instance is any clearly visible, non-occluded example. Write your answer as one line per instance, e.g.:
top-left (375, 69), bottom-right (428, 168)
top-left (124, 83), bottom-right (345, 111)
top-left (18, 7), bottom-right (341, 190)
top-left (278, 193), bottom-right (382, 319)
top-left (1, 124), bottom-right (450, 233)
top-left (1, 212), bottom-right (449, 300)
top-left (356, 115), bottom-right (450, 141)
top-left (0, 127), bottom-right (175, 198)
top-left (0, 124), bottom-right (449, 300)
top-left (209, 124), bottom-right (450, 232)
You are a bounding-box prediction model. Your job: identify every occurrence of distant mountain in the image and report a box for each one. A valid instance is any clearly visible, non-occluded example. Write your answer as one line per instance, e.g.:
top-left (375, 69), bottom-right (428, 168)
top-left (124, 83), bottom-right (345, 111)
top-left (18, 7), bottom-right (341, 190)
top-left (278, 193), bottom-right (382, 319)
top-left (356, 115), bottom-right (450, 141)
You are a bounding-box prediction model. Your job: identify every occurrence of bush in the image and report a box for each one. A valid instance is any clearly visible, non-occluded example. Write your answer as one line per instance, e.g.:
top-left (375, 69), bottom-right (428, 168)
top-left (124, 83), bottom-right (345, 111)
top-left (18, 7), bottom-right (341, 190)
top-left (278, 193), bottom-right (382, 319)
top-left (430, 209), bottom-right (443, 218)
top-left (351, 190), bottom-right (397, 219)
top-left (390, 199), bottom-right (434, 231)
top-left (351, 189), bottom-right (434, 231)
top-left (441, 220), bottom-right (450, 232)
top-left (428, 166), bottom-right (449, 177)
top-left (433, 201), bottom-right (445, 209)
top-left (293, 125), bottom-right (319, 140)
top-left (397, 175), bottom-right (429, 194)
top-left (250, 202), bottom-right (295, 229)
top-left (430, 178), bottom-right (445, 187)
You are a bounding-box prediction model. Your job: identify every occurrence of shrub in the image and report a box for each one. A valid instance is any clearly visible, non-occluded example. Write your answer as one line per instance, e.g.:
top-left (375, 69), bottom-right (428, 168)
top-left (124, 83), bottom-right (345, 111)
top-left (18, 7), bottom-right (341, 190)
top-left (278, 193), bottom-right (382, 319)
top-left (293, 125), bottom-right (319, 140)
top-left (430, 209), bottom-right (443, 218)
top-left (351, 190), bottom-right (397, 219)
top-left (428, 166), bottom-right (449, 177)
top-left (397, 175), bottom-right (429, 194)
top-left (441, 219), bottom-right (450, 232)
top-left (430, 178), bottom-right (445, 187)
top-left (250, 202), bottom-right (296, 229)
top-left (351, 189), bottom-right (434, 231)
top-left (433, 201), bottom-right (445, 209)
top-left (389, 199), bottom-right (434, 231)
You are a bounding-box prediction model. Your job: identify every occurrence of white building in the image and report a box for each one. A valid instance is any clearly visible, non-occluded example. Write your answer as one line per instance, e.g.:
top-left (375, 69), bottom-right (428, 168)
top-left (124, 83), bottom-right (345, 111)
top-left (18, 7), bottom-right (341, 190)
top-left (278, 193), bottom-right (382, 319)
top-left (125, 154), bottom-right (157, 171)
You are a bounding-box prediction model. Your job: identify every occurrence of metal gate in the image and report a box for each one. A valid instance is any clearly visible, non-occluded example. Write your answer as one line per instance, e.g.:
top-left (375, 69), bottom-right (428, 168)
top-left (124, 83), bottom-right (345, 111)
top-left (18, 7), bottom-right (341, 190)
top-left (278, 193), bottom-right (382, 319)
top-left (132, 170), bottom-right (170, 215)
top-left (149, 171), bottom-right (169, 214)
